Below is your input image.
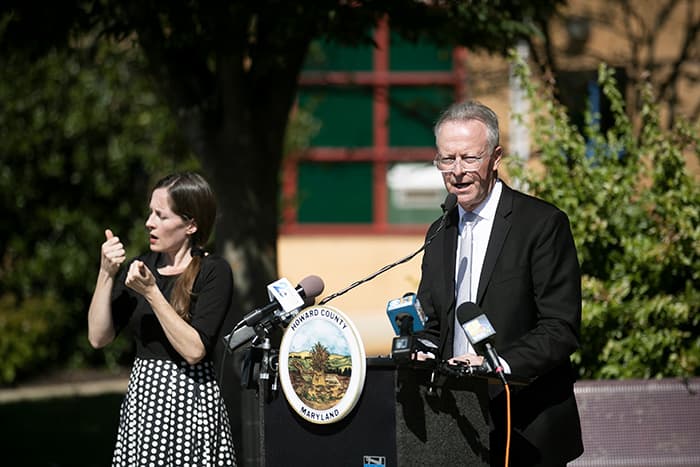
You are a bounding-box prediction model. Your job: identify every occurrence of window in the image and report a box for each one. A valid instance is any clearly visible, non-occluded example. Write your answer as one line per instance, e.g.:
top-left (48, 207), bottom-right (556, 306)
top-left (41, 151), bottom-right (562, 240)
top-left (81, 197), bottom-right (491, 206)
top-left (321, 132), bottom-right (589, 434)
top-left (282, 17), bottom-right (466, 234)
top-left (557, 68), bottom-right (628, 136)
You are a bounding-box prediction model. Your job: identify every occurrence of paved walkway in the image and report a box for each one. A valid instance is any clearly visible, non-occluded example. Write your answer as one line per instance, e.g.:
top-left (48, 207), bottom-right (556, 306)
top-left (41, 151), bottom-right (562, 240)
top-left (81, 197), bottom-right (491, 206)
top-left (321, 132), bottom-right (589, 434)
top-left (0, 377), bottom-right (128, 403)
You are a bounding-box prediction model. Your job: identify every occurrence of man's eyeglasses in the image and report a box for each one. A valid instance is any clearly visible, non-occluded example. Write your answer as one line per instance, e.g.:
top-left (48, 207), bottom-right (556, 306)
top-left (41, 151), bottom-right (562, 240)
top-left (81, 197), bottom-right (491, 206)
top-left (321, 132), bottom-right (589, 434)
top-left (433, 151), bottom-right (490, 173)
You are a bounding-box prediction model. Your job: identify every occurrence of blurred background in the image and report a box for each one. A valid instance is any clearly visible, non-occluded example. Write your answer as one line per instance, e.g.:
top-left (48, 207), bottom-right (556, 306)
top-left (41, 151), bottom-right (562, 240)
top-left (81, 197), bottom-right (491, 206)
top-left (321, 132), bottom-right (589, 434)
top-left (1, 0), bottom-right (698, 465)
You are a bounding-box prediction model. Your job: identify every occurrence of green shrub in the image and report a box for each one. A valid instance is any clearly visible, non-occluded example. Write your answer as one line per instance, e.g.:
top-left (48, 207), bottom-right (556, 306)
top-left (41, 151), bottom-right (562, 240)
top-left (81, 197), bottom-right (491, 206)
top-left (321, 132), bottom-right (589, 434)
top-left (509, 54), bottom-right (700, 379)
top-left (0, 294), bottom-right (61, 383)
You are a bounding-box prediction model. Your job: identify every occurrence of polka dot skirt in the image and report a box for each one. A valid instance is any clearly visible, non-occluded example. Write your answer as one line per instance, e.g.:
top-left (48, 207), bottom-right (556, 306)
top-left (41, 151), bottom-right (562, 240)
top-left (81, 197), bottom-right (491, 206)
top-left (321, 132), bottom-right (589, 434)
top-left (112, 358), bottom-right (236, 466)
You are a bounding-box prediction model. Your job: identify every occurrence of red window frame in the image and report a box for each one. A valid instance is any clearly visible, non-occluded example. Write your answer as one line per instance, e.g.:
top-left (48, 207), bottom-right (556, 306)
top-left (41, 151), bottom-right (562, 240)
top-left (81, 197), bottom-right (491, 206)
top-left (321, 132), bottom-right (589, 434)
top-left (282, 17), bottom-right (467, 235)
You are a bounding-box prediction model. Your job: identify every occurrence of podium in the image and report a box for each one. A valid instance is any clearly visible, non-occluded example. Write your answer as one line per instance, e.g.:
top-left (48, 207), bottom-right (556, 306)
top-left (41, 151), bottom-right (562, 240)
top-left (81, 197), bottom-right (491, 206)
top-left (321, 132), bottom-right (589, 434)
top-left (261, 357), bottom-right (493, 467)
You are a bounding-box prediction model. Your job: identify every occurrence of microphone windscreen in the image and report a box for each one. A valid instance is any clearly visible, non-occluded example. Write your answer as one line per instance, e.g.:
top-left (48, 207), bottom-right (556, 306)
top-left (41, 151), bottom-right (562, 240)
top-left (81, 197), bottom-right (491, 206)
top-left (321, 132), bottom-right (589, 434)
top-left (456, 301), bottom-right (481, 325)
top-left (441, 193), bottom-right (458, 213)
top-left (298, 275), bottom-right (325, 299)
top-left (457, 302), bottom-right (496, 345)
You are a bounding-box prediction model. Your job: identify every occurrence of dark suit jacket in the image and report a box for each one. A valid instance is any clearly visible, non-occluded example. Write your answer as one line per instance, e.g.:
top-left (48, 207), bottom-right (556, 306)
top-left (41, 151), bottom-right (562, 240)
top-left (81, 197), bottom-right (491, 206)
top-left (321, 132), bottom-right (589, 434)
top-left (417, 182), bottom-right (584, 466)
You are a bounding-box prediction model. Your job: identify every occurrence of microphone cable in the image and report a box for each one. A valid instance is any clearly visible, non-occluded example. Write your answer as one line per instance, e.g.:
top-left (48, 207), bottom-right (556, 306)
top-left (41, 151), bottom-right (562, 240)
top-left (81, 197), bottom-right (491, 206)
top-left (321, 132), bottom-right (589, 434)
top-left (490, 348), bottom-right (511, 467)
top-left (219, 332), bottom-right (234, 384)
top-left (319, 193), bottom-right (457, 305)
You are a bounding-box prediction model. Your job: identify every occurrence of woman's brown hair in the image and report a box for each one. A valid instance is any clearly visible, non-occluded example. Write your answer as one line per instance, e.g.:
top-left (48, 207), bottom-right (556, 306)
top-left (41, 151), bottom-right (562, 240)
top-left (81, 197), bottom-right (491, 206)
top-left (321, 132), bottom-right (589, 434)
top-left (153, 172), bottom-right (217, 320)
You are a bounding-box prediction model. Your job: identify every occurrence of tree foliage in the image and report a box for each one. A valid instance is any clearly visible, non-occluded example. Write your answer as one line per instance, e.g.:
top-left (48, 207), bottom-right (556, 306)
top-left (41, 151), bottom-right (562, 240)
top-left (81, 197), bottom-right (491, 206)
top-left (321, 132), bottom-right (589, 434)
top-left (1, 1), bottom-right (563, 306)
top-left (0, 1), bottom-right (562, 384)
top-left (509, 53), bottom-right (700, 379)
top-left (310, 342), bottom-right (330, 373)
top-left (2, 2), bottom-right (695, 384)
top-left (0, 37), bottom-right (196, 383)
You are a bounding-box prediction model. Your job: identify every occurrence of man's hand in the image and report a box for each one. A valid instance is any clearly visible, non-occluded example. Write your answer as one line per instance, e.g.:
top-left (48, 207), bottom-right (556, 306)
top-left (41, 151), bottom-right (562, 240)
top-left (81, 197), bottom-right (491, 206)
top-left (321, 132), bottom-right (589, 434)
top-left (448, 353), bottom-right (484, 367)
top-left (413, 351), bottom-right (436, 361)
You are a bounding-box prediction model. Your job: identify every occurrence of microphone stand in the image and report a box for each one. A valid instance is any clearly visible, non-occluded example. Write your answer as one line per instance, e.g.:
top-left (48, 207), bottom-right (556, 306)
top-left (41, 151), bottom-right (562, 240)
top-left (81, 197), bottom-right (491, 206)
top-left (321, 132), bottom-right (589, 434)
top-left (227, 312), bottom-right (283, 395)
top-left (319, 194), bottom-right (457, 306)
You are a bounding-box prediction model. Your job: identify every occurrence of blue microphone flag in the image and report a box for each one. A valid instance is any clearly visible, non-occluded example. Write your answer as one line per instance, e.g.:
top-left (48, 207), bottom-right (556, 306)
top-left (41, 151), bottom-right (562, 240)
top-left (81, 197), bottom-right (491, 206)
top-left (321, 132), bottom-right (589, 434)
top-left (386, 293), bottom-right (426, 335)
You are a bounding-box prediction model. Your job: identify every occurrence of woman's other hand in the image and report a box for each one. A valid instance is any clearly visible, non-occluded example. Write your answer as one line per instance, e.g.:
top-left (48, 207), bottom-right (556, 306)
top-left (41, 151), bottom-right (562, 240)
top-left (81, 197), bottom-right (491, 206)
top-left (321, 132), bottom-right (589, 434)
top-left (125, 260), bottom-right (156, 296)
top-left (101, 229), bottom-right (126, 277)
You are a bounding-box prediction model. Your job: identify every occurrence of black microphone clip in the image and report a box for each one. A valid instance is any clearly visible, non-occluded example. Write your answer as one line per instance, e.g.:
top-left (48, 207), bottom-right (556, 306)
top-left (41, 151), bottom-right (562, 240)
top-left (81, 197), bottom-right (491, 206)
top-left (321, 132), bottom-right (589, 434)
top-left (441, 192), bottom-right (458, 213)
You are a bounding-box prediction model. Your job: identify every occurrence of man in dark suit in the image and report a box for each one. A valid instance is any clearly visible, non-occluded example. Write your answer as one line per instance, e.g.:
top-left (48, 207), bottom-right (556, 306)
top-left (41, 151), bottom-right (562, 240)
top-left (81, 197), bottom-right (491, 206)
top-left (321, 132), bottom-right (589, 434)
top-left (416, 100), bottom-right (584, 466)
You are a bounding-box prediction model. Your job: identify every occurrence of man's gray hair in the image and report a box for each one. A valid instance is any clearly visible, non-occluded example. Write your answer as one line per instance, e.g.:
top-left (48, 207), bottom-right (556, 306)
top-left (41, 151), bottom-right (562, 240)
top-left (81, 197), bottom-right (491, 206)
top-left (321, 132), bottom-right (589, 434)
top-left (434, 100), bottom-right (500, 152)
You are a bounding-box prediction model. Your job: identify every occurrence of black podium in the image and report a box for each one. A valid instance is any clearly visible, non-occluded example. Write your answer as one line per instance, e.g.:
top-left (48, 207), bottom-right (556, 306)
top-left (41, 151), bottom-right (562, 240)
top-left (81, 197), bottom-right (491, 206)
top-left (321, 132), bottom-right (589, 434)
top-left (260, 357), bottom-right (493, 467)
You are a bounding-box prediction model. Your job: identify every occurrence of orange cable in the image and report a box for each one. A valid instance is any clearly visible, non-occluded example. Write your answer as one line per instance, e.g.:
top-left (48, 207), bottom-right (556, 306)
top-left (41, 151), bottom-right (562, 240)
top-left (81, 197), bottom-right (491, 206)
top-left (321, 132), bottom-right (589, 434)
top-left (504, 382), bottom-right (511, 467)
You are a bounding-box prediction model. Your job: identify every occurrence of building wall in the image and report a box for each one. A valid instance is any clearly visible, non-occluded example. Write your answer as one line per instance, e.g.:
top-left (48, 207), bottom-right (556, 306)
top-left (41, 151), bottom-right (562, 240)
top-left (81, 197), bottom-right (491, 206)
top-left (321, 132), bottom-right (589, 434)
top-left (279, 234), bottom-right (425, 356)
top-left (466, 0), bottom-right (700, 175)
top-left (279, 0), bottom-right (699, 356)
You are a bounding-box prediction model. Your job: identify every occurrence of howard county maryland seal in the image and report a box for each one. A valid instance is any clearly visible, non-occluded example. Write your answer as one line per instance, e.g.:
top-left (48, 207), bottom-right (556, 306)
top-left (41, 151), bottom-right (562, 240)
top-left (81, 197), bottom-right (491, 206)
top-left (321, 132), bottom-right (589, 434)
top-left (278, 305), bottom-right (367, 424)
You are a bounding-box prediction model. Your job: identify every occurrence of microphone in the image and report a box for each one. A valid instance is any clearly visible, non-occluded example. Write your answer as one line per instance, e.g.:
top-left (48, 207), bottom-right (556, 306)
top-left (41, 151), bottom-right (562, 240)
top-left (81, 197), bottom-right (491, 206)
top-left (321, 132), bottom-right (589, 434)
top-left (441, 192), bottom-right (458, 214)
top-left (456, 302), bottom-right (507, 385)
top-left (386, 292), bottom-right (426, 335)
top-left (388, 292), bottom-right (434, 363)
top-left (241, 275), bottom-right (324, 328)
top-left (319, 193), bottom-right (458, 305)
top-left (225, 275), bottom-right (324, 351)
top-left (420, 192), bottom-right (456, 250)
